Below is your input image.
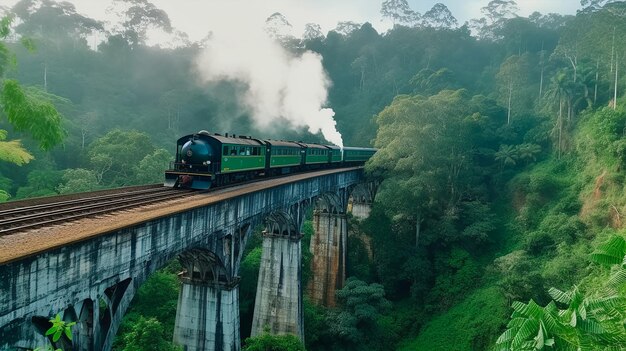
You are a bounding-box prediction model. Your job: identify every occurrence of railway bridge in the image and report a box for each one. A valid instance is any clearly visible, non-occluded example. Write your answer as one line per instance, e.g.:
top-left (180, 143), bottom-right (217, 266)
top-left (0, 167), bottom-right (376, 351)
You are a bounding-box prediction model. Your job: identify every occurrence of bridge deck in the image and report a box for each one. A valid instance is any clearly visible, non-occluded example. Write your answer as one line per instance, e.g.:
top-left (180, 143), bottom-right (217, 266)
top-left (0, 167), bottom-right (361, 265)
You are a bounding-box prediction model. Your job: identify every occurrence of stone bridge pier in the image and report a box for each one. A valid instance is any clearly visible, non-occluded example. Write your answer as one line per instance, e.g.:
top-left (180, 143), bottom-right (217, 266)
top-left (173, 223), bottom-right (252, 351)
top-left (251, 202), bottom-right (309, 340)
top-left (307, 193), bottom-right (348, 307)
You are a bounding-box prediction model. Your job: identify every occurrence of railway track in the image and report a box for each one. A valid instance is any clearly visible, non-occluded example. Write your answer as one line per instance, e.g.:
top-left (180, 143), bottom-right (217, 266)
top-left (0, 186), bottom-right (194, 236)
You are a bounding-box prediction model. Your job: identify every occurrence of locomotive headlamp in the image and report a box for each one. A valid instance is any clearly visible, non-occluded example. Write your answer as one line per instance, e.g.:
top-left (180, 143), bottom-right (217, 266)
top-left (203, 161), bottom-right (211, 165)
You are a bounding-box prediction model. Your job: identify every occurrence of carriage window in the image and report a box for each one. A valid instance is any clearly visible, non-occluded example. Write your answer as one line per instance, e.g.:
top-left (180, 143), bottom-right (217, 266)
top-left (223, 146), bottom-right (229, 155)
top-left (246, 147), bottom-right (251, 156)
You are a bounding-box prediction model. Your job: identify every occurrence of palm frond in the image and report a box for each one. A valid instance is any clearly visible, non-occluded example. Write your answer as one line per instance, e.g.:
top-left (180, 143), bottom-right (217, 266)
top-left (607, 269), bottom-right (626, 291)
top-left (549, 287), bottom-right (572, 304)
top-left (591, 236), bottom-right (626, 266)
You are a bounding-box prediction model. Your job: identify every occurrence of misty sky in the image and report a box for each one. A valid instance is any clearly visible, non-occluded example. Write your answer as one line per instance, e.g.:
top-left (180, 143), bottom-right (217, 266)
top-left (3, 0), bottom-right (581, 43)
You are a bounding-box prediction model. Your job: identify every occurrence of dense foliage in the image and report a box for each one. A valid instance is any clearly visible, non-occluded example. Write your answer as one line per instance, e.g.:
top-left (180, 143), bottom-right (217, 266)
top-left (6, 0), bottom-right (626, 350)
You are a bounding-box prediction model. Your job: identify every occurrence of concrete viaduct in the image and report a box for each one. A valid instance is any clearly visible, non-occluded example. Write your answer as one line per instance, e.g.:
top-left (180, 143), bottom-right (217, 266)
top-left (0, 167), bottom-right (376, 351)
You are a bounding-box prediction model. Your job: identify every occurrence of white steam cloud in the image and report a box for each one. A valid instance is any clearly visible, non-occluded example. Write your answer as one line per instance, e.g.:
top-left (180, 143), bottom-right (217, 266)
top-left (195, 22), bottom-right (343, 147)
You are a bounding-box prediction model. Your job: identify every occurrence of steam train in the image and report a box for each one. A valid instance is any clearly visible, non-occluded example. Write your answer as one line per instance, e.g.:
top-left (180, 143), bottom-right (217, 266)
top-left (164, 130), bottom-right (377, 190)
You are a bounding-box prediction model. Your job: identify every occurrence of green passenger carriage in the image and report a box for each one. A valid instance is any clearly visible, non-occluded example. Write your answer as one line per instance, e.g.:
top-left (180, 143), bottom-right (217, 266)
top-left (302, 143), bottom-right (330, 165)
top-left (342, 146), bottom-right (377, 163)
top-left (266, 140), bottom-right (303, 170)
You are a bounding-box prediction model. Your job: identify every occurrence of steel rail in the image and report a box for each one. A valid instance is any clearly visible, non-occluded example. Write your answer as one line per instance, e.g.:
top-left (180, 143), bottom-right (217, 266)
top-left (0, 187), bottom-right (172, 218)
top-left (0, 190), bottom-right (193, 236)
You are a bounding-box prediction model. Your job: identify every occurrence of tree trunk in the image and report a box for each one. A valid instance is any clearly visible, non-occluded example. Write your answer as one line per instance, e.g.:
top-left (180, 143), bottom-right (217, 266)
top-left (415, 213), bottom-right (421, 248)
top-left (539, 44), bottom-right (544, 97)
top-left (611, 27), bottom-right (616, 74)
top-left (43, 63), bottom-right (48, 92)
top-left (507, 81), bottom-right (513, 124)
top-left (539, 62), bottom-right (544, 97)
top-left (558, 97), bottom-right (563, 159)
top-left (614, 54), bottom-right (619, 110)
top-left (594, 59), bottom-right (599, 105)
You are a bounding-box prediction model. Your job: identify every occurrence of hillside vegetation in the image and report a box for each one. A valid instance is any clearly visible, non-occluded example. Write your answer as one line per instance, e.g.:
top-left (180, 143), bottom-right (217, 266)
top-left (3, 0), bottom-right (626, 350)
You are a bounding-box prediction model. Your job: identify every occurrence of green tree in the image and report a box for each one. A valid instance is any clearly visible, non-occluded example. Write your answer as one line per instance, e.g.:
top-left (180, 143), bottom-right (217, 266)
top-left (87, 129), bottom-right (156, 186)
top-left (367, 90), bottom-right (502, 245)
top-left (495, 54), bottom-right (534, 123)
top-left (135, 148), bottom-right (171, 184)
top-left (131, 271), bottom-right (179, 336)
top-left (302, 23), bottom-right (324, 41)
top-left (495, 144), bottom-right (520, 167)
top-left (421, 3), bottom-right (458, 28)
top-left (56, 168), bottom-right (100, 194)
top-left (543, 70), bottom-right (569, 158)
top-left (380, 0), bottom-right (418, 26)
top-left (243, 329), bottom-right (305, 351)
top-left (121, 317), bottom-right (180, 351)
top-left (111, 0), bottom-right (172, 47)
top-left (470, 0), bottom-right (519, 40)
top-left (326, 278), bottom-right (392, 346)
top-left (0, 15), bottom-right (65, 164)
top-left (15, 169), bottom-right (63, 198)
